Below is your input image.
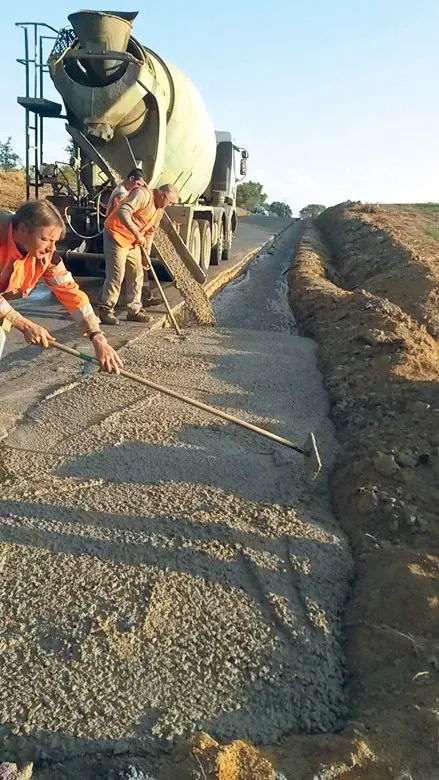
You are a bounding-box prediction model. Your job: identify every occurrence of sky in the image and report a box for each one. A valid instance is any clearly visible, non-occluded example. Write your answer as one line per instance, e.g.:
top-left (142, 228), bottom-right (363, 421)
top-left (1, 0), bottom-right (439, 215)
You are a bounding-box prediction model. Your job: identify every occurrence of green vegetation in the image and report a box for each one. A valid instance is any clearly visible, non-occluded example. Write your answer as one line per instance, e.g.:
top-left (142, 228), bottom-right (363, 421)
top-left (0, 137), bottom-right (22, 171)
top-left (237, 181), bottom-right (267, 211)
top-left (299, 204), bottom-right (326, 219)
top-left (237, 181), bottom-right (292, 216)
top-left (393, 202), bottom-right (439, 212)
top-left (268, 201), bottom-right (292, 218)
top-left (425, 226), bottom-right (439, 241)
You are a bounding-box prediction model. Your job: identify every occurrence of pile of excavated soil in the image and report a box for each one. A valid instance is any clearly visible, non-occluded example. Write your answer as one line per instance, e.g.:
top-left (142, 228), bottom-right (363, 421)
top-left (284, 205), bottom-right (439, 778)
top-left (319, 201), bottom-right (439, 338)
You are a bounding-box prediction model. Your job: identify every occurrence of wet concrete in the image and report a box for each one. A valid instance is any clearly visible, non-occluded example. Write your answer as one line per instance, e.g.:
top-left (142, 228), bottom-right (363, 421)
top-left (0, 222), bottom-right (353, 764)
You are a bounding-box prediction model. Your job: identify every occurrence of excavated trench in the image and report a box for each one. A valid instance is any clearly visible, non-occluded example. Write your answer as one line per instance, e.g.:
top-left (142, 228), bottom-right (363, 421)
top-left (0, 223), bottom-right (353, 775)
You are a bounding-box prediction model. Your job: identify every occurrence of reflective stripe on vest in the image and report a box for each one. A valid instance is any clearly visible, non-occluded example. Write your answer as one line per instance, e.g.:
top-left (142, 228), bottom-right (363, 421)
top-left (104, 186), bottom-right (160, 248)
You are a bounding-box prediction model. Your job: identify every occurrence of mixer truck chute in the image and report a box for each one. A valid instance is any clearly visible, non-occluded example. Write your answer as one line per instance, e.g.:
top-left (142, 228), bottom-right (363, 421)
top-left (16, 10), bottom-right (248, 277)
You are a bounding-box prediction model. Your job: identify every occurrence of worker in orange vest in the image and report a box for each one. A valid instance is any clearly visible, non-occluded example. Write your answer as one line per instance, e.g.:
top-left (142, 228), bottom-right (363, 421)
top-left (0, 200), bottom-right (122, 374)
top-left (100, 183), bottom-right (179, 326)
top-left (105, 168), bottom-right (153, 309)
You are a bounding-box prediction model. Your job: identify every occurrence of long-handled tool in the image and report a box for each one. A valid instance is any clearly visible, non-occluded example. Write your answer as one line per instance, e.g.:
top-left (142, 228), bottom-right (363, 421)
top-left (141, 247), bottom-right (183, 338)
top-left (50, 341), bottom-right (322, 479)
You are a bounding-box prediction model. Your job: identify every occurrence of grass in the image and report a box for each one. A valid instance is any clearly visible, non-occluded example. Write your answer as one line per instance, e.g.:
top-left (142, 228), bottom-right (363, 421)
top-left (425, 226), bottom-right (439, 241)
top-left (412, 202), bottom-right (439, 211)
top-left (392, 202), bottom-right (439, 212)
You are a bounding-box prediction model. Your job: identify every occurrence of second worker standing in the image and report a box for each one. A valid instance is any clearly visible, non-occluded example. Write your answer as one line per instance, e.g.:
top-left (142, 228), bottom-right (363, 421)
top-left (99, 180), bottom-right (179, 326)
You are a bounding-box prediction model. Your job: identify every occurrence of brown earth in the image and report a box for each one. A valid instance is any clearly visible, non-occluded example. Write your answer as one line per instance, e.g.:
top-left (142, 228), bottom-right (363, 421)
top-left (0, 171), bottom-right (53, 212)
top-left (282, 202), bottom-right (439, 778)
top-left (0, 171), bottom-right (27, 211)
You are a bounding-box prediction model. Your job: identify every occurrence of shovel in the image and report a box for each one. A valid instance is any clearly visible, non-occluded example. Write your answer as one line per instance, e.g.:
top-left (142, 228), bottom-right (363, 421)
top-left (50, 341), bottom-right (322, 479)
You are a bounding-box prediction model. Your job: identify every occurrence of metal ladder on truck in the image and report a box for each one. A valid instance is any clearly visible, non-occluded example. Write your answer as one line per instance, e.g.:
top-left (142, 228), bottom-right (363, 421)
top-left (16, 21), bottom-right (64, 200)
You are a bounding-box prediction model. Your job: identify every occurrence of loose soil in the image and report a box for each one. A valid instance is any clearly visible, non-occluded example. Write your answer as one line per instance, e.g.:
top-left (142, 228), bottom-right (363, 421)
top-left (281, 201), bottom-right (439, 778)
top-left (0, 171), bottom-right (51, 211)
top-left (0, 171), bottom-right (27, 211)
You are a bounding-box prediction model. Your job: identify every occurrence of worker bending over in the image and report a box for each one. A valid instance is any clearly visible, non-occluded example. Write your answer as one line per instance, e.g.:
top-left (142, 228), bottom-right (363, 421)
top-left (0, 200), bottom-right (121, 375)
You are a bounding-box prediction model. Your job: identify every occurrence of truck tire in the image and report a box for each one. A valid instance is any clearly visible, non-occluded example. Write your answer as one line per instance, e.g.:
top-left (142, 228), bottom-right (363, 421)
top-left (189, 220), bottom-right (201, 266)
top-left (211, 221), bottom-right (224, 266)
top-left (197, 219), bottom-right (211, 274)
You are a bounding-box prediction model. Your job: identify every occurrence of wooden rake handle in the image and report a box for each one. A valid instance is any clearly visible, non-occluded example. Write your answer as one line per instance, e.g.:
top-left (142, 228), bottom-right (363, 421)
top-left (140, 247), bottom-right (182, 338)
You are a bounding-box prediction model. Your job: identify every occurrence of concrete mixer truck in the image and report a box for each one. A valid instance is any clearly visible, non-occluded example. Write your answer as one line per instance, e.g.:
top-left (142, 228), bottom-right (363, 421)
top-left (16, 10), bottom-right (248, 276)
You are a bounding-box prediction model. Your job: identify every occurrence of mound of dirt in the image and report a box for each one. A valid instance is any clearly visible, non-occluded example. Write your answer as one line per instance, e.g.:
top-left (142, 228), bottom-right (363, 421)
top-left (319, 201), bottom-right (439, 338)
top-left (159, 733), bottom-right (276, 779)
top-left (285, 207), bottom-right (439, 777)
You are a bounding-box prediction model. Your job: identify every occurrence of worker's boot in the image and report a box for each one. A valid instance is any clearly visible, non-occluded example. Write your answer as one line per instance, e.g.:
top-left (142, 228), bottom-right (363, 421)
top-left (98, 307), bottom-right (120, 326)
top-left (142, 291), bottom-right (162, 307)
top-left (126, 308), bottom-right (151, 324)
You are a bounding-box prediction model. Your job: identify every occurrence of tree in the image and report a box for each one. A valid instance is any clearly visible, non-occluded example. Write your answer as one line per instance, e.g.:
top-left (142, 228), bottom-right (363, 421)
top-left (0, 137), bottom-right (22, 171)
top-left (236, 181), bottom-right (267, 211)
top-left (299, 204), bottom-right (326, 219)
top-left (65, 138), bottom-right (76, 160)
top-left (269, 201), bottom-right (292, 218)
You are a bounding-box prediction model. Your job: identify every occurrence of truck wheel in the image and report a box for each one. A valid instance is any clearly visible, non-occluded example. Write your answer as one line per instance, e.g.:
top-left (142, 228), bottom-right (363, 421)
top-left (197, 219), bottom-right (211, 274)
top-left (211, 221), bottom-right (224, 265)
top-left (189, 220), bottom-right (201, 266)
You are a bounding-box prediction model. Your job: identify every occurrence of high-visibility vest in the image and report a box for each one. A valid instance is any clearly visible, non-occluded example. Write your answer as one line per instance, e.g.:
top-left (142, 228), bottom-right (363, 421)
top-left (0, 210), bottom-right (98, 334)
top-left (104, 186), bottom-right (163, 248)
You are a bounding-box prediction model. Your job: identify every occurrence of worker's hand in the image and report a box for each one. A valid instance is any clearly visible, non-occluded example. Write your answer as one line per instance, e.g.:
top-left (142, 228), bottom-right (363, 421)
top-left (137, 235), bottom-right (148, 249)
top-left (15, 318), bottom-right (55, 348)
top-left (91, 332), bottom-right (122, 374)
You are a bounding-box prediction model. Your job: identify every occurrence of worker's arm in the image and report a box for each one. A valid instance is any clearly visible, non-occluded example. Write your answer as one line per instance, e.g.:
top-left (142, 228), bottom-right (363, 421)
top-left (116, 188), bottom-right (152, 246)
top-left (0, 293), bottom-right (54, 347)
top-left (140, 207), bottom-right (164, 267)
top-left (140, 232), bottom-right (154, 268)
top-left (106, 183), bottom-right (128, 217)
top-left (42, 255), bottom-right (122, 373)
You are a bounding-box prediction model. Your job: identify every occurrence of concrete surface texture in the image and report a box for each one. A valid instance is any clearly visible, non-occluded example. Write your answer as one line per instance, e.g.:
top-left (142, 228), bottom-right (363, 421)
top-left (0, 223), bottom-right (353, 758)
top-left (0, 216), bottom-right (290, 440)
